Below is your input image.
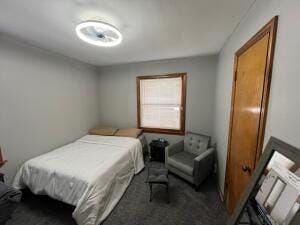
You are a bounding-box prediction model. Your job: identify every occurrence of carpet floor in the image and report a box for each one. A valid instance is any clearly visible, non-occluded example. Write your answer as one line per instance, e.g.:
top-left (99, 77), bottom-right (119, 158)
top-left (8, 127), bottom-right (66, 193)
top-left (7, 160), bottom-right (227, 225)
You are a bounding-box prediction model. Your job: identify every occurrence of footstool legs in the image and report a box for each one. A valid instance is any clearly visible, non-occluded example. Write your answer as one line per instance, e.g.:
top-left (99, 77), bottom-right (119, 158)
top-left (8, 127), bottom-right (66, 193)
top-left (146, 167), bottom-right (169, 203)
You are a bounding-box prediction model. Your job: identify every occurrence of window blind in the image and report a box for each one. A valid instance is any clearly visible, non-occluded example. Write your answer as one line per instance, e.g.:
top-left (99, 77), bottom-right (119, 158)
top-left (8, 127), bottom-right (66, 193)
top-left (140, 77), bottom-right (182, 130)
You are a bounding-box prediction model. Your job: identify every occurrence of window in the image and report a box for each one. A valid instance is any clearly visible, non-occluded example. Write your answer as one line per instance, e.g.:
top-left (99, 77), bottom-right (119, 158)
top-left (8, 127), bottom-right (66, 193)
top-left (137, 73), bottom-right (187, 135)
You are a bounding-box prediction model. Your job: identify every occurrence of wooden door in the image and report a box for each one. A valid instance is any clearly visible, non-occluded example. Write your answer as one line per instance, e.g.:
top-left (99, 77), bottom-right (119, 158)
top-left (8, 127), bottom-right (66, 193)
top-left (224, 17), bottom-right (278, 213)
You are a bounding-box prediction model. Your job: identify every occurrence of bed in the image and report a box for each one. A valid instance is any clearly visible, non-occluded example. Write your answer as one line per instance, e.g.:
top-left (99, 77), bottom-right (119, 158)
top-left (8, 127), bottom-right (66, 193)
top-left (12, 135), bottom-right (144, 225)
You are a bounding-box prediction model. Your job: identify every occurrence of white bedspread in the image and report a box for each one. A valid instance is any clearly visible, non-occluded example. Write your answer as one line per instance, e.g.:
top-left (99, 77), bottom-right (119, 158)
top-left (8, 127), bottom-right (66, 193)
top-left (12, 135), bottom-right (144, 225)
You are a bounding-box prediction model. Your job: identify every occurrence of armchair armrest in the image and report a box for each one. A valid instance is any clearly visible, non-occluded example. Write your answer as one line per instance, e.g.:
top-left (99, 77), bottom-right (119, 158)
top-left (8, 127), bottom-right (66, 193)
top-left (194, 147), bottom-right (215, 186)
top-left (165, 140), bottom-right (184, 166)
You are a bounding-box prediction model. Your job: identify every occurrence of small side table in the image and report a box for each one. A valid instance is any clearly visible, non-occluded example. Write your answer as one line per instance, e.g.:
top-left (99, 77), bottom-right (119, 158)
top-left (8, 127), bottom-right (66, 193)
top-left (149, 140), bottom-right (169, 162)
top-left (146, 167), bottom-right (169, 203)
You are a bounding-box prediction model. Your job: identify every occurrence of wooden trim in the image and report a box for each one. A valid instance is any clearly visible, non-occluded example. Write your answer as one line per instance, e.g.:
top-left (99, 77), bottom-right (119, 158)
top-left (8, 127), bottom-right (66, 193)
top-left (235, 17), bottom-right (278, 57)
top-left (224, 16), bottom-right (278, 205)
top-left (136, 77), bottom-right (141, 130)
top-left (140, 127), bottom-right (185, 135)
top-left (224, 56), bottom-right (238, 202)
top-left (254, 16), bottom-right (278, 165)
top-left (137, 73), bottom-right (185, 80)
top-left (181, 73), bottom-right (187, 134)
top-left (136, 73), bottom-right (187, 135)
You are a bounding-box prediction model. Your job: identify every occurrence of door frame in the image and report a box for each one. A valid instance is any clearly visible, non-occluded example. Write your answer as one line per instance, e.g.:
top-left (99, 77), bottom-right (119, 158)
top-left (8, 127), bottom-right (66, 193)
top-left (224, 16), bottom-right (278, 207)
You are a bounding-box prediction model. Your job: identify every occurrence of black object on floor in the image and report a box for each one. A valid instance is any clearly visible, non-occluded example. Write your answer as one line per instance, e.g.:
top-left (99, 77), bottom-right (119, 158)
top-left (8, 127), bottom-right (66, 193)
top-left (149, 140), bottom-right (169, 162)
top-left (7, 160), bottom-right (227, 225)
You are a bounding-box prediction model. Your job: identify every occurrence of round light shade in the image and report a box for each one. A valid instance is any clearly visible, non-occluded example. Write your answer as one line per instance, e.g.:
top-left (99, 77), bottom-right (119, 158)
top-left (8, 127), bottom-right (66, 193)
top-left (76, 20), bottom-right (122, 47)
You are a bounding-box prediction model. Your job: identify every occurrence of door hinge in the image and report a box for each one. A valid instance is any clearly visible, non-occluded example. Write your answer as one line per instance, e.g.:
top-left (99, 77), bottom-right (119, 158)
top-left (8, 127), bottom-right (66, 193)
top-left (234, 70), bottom-right (237, 82)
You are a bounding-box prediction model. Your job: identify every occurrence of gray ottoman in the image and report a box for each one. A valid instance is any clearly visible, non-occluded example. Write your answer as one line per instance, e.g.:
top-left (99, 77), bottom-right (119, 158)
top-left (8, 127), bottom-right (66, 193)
top-left (146, 167), bottom-right (169, 203)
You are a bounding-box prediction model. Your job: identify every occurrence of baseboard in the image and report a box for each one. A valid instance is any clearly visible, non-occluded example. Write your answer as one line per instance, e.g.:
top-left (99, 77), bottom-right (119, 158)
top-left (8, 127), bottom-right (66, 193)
top-left (217, 183), bottom-right (225, 202)
top-left (212, 160), bottom-right (225, 203)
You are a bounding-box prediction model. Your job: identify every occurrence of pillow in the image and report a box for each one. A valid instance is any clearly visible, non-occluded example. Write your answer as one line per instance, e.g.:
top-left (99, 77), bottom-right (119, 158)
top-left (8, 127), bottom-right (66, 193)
top-left (115, 128), bottom-right (143, 138)
top-left (89, 127), bottom-right (118, 136)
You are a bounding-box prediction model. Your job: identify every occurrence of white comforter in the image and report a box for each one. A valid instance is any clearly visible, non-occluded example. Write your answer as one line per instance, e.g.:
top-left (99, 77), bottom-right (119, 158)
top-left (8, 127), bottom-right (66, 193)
top-left (13, 135), bottom-right (144, 225)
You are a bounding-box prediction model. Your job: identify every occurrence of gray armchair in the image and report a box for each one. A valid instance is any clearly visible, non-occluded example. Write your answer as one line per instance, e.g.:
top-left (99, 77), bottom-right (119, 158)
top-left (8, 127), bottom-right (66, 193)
top-left (165, 132), bottom-right (215, 189)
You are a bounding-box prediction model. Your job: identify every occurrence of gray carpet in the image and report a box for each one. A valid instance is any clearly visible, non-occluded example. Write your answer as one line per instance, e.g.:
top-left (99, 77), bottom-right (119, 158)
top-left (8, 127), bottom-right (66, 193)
top-left (7, 160), bottom-right (227, 225)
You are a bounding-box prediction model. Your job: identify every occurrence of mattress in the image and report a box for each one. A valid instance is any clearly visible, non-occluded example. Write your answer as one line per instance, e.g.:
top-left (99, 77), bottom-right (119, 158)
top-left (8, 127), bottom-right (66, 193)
top-left (13, 135), bottom-right (144, 225)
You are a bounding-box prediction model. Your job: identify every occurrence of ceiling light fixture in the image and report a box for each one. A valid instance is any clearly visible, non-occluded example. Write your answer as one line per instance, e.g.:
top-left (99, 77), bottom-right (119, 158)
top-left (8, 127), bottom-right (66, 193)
top-left (76, 20), bottom-right (122, 47)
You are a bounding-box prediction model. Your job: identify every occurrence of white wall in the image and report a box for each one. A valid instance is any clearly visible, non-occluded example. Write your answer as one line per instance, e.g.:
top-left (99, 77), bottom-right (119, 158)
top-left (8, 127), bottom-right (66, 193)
top-left (97, 56), bottom-right (217, 144)
top-left (213, 0), bottom-right (300, 193)
top-left (0, 36), bottom-right (100, 184)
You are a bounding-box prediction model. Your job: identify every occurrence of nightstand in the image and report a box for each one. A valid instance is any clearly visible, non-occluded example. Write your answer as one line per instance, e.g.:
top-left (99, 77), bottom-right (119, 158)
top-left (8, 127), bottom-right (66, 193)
top-left (149, 140), bottom-right (169, 162)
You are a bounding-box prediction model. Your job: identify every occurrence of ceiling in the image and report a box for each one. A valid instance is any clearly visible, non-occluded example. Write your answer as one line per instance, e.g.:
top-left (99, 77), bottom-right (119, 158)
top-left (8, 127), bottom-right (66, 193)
top-left (0, 0), bottom-right (255, 66)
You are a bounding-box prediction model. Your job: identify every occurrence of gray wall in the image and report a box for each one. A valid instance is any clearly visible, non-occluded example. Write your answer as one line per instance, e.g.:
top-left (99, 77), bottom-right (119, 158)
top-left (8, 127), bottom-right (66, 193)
top-left (213, 0), bottom-right (300, 193)
top-left (97, 56), bottom-right (217, 144)
top-left (0, 36), bottom-right (100, 184)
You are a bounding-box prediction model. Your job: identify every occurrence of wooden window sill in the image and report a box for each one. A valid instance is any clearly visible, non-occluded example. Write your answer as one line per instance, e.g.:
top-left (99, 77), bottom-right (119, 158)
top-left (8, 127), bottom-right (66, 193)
top-left (141, 128), bottom-right (185, 135)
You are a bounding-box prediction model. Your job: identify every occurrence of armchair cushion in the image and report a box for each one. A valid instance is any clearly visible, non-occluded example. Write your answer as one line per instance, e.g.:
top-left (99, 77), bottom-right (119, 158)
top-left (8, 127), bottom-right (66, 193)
top-left (184, 132), bottom-right (210, 155)
top-left (166, 140), bottom-right (184, 157)
top-left (168, 151), bottom-right (196, 176)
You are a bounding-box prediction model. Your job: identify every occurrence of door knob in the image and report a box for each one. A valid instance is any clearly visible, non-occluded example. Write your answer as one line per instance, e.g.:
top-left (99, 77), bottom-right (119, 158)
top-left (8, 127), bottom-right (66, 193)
top-left (242, 165), bottom-right (252, 173)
